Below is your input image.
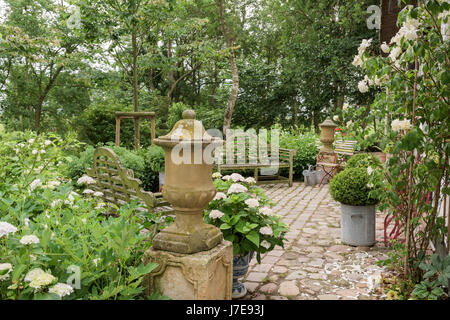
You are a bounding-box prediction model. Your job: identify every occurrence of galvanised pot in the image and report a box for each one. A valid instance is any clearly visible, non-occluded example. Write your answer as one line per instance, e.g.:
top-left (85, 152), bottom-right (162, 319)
top-left (340, 203), bottom-right (376, 246)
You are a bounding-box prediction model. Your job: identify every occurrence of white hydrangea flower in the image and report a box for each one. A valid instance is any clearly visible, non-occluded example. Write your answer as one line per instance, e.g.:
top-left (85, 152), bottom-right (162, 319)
top-left (212, 172), bottom-right (222, 179)
top-left (30, 179), bottom-right (42, 191)
top-left (28, 138), bottom-right (35, 144)
top-left (259, 207), bottom-right (273, 216)
top-left (333, 115), bottom-right (339, 122)
top-left (209, 210), bottom-right (224, 219)
top-left (82, 189), bottom-right (95, 195)
top-left (77, 174), bottom-right (96, 185)
top-left (24, 268), bottom-right (45, 282)
top-left (381, 42), bottom-right (390, 53)
top-left (0, 222), bottom-right (18, 238)
top-left (49, 283), bottom-right (74, 298)
top-left (20, 235), bottom-right (40, 245)
top-left (222, 175), bottom-right (231, 181)
top-left (259, 226), bottom-right (273, 236)
top-left (342, 103), bottom-right (349, 111)
top-left (230, 173), bottom-right (245, 182)
top-left (18, 143), bottom-right (25, 148)
top-left (244, 177), bottom-right (256, 184)
top-left (25, 268), bottom-right (56, 289)
top-left (0, 263), bottom-right (13, 281)
top-left (245, 198), bottom-right (259, 208)
top-left (358, 80), bottom-right (369, 93)
top-left (227, 183), bottom-right (248, 194)
top-left (40, 150), bottom-right (46, 154)
top-left (93, 191), bottom-right (104, 197)
top-left (367, 166), bottom-right (374, 175)
top-left (44, 140), bottom-right (52, 146)
top-left (213, 192), bottom-right (227, 200)
top-left (32, 149), bottom-right (38, 155)
top-left (260, 240), bottom-right (271, 249)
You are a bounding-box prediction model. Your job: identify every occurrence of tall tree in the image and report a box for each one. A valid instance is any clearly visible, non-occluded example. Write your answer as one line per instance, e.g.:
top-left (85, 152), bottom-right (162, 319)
top-left (218, 0), bottom-right (239, 136)
top-left (0, 0), bottom-right (89, 131)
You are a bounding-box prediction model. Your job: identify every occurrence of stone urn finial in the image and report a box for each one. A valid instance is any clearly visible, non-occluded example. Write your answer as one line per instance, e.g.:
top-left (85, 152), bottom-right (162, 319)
top-left (319, 117), bottom-right (338, 153)
top-left (152, 110), bottom-right (223, 254)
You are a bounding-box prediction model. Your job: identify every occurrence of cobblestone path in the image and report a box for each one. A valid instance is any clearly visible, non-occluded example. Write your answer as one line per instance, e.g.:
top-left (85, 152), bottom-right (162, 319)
top-left (240, 182), bottom-right (390, 300)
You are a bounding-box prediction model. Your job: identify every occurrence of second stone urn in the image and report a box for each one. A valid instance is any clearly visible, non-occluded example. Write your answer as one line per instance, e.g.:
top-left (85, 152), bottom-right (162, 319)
top-left (152, 110), bottom-right (223, 254)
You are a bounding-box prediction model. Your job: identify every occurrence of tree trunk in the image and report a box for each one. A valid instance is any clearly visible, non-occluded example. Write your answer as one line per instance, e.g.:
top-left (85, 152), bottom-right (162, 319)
top-left (34, 65), bottom-right (64, 132)
top-left (132, 28), bottom-right (140, 149)
top-left (293, 98), bottom-right (298, 129)
top-left (218, 0), bottom-right (239, 138)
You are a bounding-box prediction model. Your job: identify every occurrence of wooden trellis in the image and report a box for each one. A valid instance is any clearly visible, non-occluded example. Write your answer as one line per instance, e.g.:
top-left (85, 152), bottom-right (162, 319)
top-left (115, 112), bottom-right (156, 149)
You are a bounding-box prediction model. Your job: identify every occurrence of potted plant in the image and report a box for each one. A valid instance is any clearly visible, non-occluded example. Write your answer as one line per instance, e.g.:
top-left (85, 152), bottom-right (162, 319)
top-left (329, 154), bottom-right (383, 246)
top-left (204, 172), bottom-right (289, 298)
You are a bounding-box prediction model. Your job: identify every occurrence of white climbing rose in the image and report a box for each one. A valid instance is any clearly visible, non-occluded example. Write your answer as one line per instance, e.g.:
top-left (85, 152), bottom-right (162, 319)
top-left (358, 80), bottom-right (369, 93)
top-left (381, 42), bottom-right (390, 53)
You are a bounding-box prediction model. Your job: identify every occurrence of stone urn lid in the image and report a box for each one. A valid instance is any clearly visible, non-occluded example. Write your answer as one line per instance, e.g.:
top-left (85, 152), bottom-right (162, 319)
top-left (319, 117), bottom-right (337, 129)
top-left (154, 110), bottom-right (222, 148)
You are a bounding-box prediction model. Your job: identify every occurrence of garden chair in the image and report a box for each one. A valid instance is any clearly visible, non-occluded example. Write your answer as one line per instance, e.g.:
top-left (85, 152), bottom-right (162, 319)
top-left (315, 140), bottom-right (357, 185)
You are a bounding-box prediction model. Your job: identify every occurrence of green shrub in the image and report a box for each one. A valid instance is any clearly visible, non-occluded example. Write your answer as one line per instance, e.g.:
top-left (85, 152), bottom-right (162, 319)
top-left (0, 130), bottom-right (165, 300)
top-left (66, 144), bottom-right (163, 192)
top-left (279, 130), bottom-right (319, 180)
top-left (329, 167), bottom-right (379, 206)
top-left (75, 102), bottom-right (154, 149)
top-left (142, 145), bottom-right (165, 173)
top-left (345, 153), bottom-right (382, 170)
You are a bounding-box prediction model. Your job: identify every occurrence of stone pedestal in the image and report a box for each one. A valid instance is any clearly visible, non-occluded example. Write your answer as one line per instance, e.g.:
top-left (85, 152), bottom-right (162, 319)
top-left (144, 240), bottom-right (233, 300)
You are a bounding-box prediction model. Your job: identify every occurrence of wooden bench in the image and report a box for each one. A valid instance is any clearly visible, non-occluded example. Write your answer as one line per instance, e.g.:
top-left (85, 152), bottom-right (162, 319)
top-left (86, 147), bottom-right (172, 215)
top-left (315, 140), bottom-right (358, 185)
top-left (213, 133), bottom-right (296, 186)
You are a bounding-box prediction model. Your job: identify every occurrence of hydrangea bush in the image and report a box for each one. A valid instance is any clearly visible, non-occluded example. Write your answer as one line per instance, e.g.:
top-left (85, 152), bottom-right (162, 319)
top-left (203, 173), bottom-right (289, 263)
top-left (0, 130), bottom-right (164, 300)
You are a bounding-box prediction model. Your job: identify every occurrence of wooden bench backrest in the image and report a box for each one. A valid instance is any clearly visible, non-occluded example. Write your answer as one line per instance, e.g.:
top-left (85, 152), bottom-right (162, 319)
top-left (86, 147), bottom-right (158, 211)
top-left (215, 132), bottom-right (295, 165)
top-left (334, 140), bottom-right (358, 155)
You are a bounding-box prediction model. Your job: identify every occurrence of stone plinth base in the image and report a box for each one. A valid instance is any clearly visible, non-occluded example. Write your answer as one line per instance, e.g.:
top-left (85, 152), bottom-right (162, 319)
top-left (144, 240), bottom-right (233, 300)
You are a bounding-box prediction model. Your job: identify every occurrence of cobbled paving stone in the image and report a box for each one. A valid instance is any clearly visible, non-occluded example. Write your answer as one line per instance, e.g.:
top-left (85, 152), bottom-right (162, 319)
top-left (238, 183), bottom-right (390, 300)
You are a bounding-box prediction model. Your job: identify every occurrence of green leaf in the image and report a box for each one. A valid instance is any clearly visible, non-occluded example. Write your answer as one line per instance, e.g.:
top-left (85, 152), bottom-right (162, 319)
top-left (12, 264), bottom-right (27, 281)
top-left (245, 231), bottom-right (259, 247)
top-left (219, 223), bottom-right (231, 230)
top-left (33, 293), bottom-right (61, 300)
